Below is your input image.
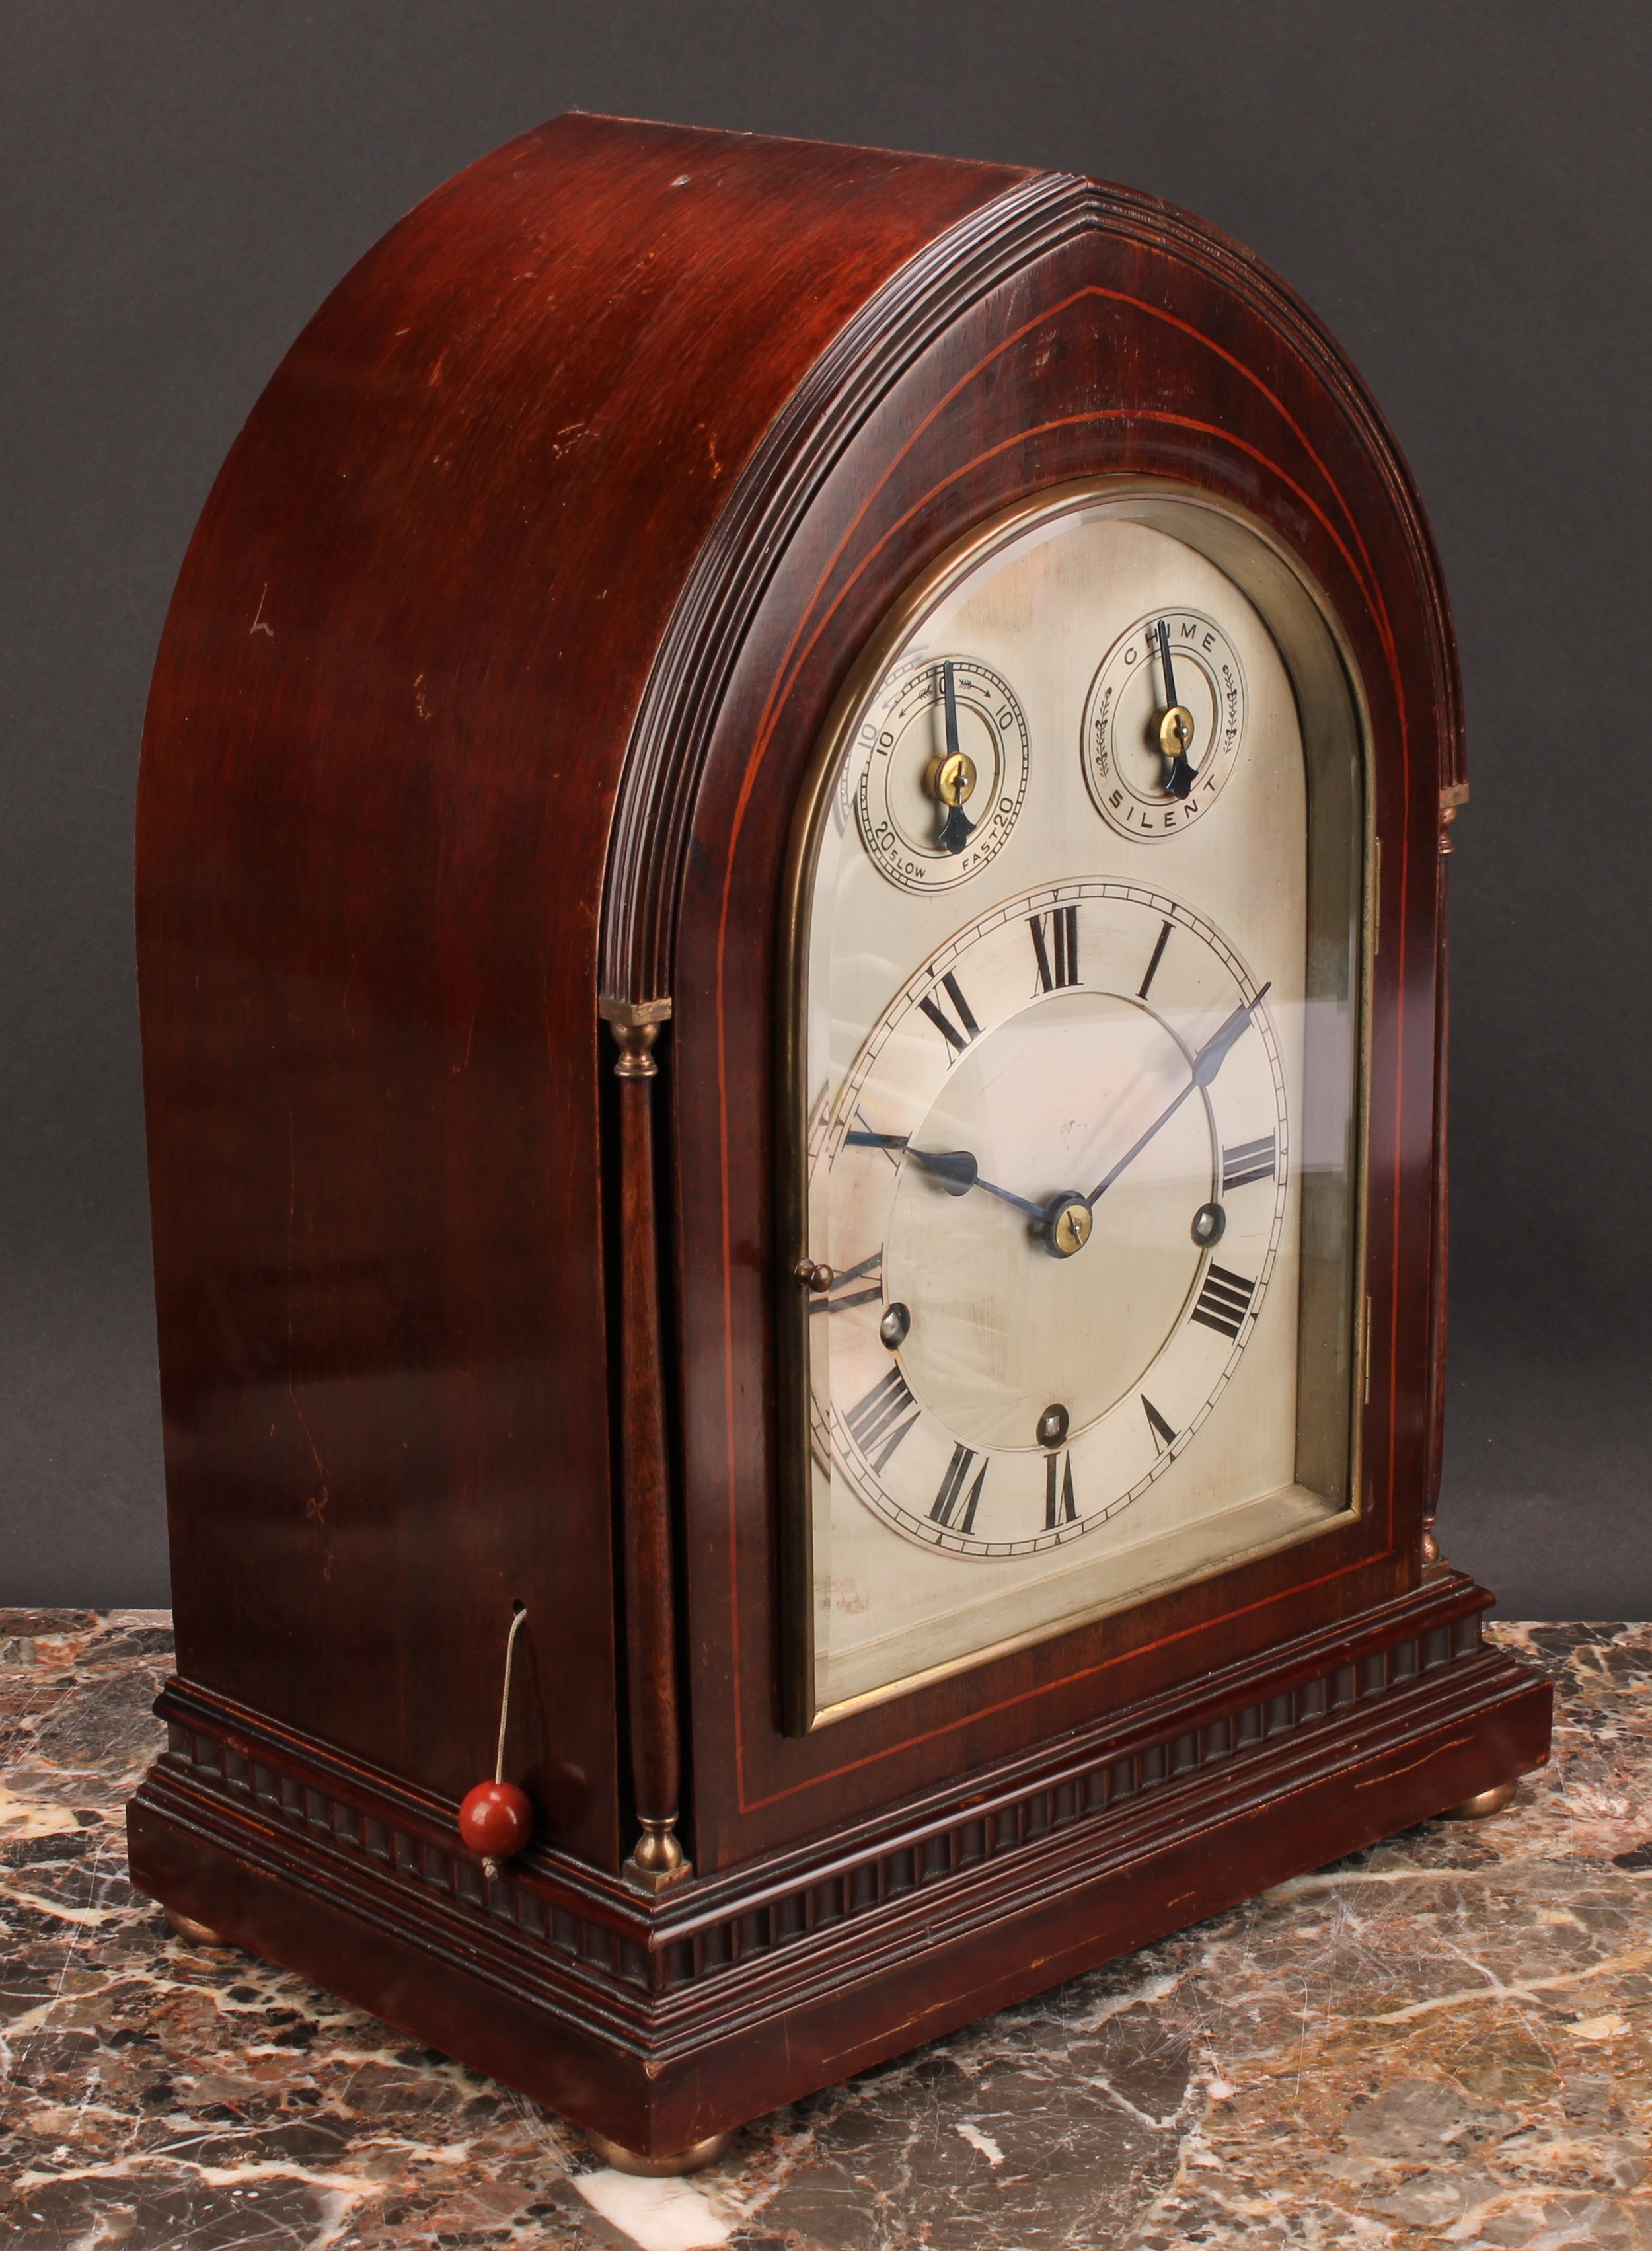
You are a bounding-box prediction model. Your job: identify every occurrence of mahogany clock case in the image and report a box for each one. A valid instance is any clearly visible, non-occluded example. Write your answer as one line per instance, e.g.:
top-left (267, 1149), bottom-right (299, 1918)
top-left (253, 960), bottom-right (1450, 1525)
top-left (127, 114), bottom-right (1551, 2155)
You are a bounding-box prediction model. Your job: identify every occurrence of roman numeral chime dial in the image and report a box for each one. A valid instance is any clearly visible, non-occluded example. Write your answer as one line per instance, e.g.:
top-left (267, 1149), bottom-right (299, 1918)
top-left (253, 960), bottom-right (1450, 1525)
top-left (808, 882), bottom-right (1288, 1558)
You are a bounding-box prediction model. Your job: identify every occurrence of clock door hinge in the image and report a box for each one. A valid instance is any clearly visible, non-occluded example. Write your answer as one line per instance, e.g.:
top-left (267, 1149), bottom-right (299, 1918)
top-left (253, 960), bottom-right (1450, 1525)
top-left (1372, 835), bottom-right (1382, 955)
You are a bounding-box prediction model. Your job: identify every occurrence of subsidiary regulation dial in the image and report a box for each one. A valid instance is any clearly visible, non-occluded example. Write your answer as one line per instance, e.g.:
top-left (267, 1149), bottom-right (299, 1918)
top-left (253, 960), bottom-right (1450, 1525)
top-left (1083, 610), bottom-right (1247, 839)
top-left (852, 654), bottom-right (1030, 891)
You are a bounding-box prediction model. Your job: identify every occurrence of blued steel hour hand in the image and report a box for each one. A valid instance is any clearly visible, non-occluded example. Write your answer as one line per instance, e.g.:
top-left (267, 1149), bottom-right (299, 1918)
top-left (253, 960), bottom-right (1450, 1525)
top-left (845, 1130), bottom-right (1048, 1219)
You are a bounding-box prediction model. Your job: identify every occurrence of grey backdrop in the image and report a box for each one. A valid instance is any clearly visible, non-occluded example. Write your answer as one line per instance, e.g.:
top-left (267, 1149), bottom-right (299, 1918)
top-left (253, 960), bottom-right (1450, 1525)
top-left (3, 2), bottom-right (1647, 1613)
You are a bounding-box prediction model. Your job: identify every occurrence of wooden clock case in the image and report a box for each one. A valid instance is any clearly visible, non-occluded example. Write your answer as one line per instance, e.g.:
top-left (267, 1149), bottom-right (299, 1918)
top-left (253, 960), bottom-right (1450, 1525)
top-left (128, 113), bottom-right (1551, 2160)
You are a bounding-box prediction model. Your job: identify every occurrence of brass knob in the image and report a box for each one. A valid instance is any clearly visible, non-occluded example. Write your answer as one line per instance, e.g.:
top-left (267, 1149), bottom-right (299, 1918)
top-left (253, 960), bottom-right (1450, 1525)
top-left (793, 1258), bottom-right (834, 1293)
top-left (932, 749), bottom-right (977, 808)
top-left (1051, 1202), bottom-right (1092, 1256)
top-left (1158, 705), bottom-right (1195, 760)
top-left (1042, 1193), bottom-right (1092, 1259)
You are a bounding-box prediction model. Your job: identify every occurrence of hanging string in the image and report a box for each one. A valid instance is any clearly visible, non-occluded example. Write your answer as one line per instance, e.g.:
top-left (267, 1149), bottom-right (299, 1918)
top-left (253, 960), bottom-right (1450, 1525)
top-left (494, 1603), bottom-right (527, 1784)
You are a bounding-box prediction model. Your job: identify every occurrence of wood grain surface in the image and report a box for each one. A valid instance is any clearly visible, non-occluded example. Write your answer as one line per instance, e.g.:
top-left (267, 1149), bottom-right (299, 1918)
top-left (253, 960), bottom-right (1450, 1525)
top-left (135, 115), bottom-right (1027, 1875)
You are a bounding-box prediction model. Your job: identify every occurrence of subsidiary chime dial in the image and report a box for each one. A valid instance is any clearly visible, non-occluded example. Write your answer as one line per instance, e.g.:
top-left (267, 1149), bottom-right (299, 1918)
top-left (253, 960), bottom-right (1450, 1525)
top-left (1083, 609), bottom-right (1248, 839)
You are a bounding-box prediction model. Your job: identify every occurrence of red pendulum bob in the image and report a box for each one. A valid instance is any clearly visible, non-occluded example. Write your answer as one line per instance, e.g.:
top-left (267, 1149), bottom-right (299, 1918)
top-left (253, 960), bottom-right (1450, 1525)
top-left (459, 1778), bottom-right (533, 1865)
top-left (459, 1605), bottom-right (533, 1876)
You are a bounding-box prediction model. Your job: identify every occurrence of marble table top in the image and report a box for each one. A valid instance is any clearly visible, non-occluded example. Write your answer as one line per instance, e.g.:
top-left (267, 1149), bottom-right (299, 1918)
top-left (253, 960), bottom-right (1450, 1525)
top-left (1, 1611), bottom-right (1647, 2250)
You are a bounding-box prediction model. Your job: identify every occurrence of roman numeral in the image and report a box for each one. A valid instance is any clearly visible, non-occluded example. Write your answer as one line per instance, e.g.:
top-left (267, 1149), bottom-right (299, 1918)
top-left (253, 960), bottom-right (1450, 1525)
top-left (1043, 1451), bottom-right (1077, 1530)
top-left (809, 1249), bottom-right (882, 1316)
top-left (1029, 905), bottom-right (1079, 991)
top-left (930, 1443), bottom-right (988, 1533)
top-left (1142, 1396), bottom-right (1177, 1451)
top-left (1222, 1135), bottom-right (1277, 1191)
top-left (1191, 1264), bottom-right (1257, 1340)
top-left (845, 1367), bottom-right (919, 1470)
top-left (1138, 919), bottom-right (1173, 999)
top-left (917, 971), bottom-right (981, 1058)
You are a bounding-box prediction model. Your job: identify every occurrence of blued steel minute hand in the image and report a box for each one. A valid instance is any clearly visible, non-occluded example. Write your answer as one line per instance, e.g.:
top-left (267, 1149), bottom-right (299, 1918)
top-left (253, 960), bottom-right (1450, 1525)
top-left (1156, 617), bottom-right (1198, 801)
top-left (936, 661), bottom-right (976, 855)
top-left (1084, 984), bottom-right (1270, 1207)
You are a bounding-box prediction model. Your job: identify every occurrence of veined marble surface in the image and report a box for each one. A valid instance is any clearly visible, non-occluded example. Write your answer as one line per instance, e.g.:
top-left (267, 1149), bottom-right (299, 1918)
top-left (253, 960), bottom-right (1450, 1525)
top-left (1, 1612), bottom-right (1647, 2250)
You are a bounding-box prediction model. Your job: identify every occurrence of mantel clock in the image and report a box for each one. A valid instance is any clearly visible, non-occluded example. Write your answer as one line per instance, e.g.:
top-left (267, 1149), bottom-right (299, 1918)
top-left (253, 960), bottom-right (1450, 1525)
top-left (129, 115), bottom-right (1552, 2168)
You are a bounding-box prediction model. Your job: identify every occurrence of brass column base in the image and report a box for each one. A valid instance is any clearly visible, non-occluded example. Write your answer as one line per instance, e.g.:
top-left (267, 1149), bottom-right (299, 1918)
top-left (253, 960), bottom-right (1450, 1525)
top-left (584, 2127), bottom-right (733, 2177)
top-left (622, 1815), bottom-right (692, 1894)
top-left (1440, 1779), bottom-right (1519, 1821)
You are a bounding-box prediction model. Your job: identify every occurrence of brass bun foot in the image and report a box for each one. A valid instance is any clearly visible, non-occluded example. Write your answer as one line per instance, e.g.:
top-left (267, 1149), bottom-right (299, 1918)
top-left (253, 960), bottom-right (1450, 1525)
top-left (584, 2127), bottom-right (733, 2177)
top-left (1440, 1779), bottom-right (1519, 1821)
top-left (163, 1906), bottom-right (237, 1949)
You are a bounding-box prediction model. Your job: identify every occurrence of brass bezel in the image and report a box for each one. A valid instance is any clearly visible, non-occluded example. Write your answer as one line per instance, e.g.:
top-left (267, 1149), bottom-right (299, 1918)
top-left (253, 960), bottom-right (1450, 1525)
top-left (776, 477), bottom-right (1376, 1735)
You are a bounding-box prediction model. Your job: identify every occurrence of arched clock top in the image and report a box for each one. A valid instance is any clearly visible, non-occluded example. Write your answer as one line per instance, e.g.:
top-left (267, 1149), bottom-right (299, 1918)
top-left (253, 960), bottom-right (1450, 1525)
top-left (598, 171), bottom-right (1464, 1014)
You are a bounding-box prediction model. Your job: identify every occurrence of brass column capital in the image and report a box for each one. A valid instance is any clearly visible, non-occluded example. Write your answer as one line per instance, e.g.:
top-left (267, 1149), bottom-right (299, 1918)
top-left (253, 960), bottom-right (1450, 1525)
top-left (601, 995), bottom-right (672, 1079)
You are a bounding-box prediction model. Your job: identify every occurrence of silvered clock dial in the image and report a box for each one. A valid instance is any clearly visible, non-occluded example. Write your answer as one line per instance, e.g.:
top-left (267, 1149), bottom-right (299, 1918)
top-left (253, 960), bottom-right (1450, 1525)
top-left (788, 484), bottom-right (1365, 1725)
